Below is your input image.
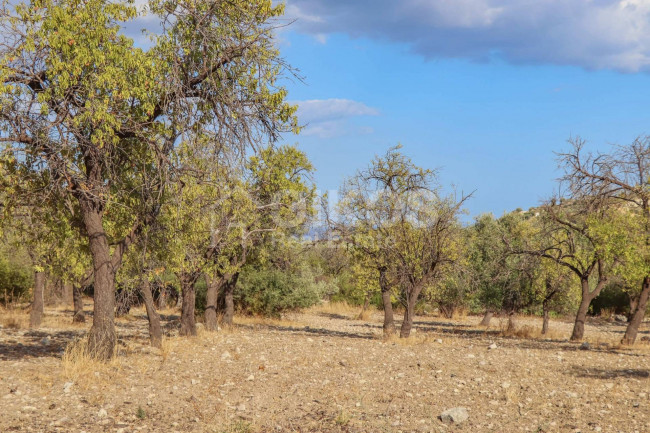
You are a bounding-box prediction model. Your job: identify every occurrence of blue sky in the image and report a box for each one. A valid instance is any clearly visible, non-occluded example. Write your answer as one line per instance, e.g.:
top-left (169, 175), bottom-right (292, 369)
top-left (277, 0), bottom-right (650, 219)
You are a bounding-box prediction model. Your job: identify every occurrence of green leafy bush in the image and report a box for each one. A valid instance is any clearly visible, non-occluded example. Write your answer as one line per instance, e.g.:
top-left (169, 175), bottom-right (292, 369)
top-left (0, 255), bottom-right (32, 304)
top-left (236, 264), bottom-right (337, 317)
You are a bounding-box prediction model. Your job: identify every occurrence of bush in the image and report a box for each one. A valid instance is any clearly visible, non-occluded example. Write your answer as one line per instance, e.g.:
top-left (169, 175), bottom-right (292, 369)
top-left (0, 255), bottom-right (32, 304)
top-left (236, 264), bottom-right (337, 317)
top-left (591, 280), bottom-right (629, 316)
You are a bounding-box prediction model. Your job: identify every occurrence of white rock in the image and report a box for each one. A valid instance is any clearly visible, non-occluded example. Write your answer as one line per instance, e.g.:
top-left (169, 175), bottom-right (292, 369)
top-left (97, 408), bottom-right (108, 419)
top-left (488, 343), bottom-right (498, 350)
top-left (439, 407), bottom-right (469, 424)
top-left (63, 382), bottom-right (74, 394)
top-left (221, 351), bottom-right (231, 360)
top-left (246, 375), bottom-right (254, 381)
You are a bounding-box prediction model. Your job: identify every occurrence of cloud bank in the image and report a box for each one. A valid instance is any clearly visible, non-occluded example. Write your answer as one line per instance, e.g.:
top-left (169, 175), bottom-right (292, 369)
top-left (286, 0), bottom-right (650, 72)
top-left (293, 99), bottom-right (379, 138)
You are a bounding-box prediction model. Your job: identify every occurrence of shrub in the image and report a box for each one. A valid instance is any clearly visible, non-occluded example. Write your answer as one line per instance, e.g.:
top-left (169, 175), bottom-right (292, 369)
top-left (0, 255), bottom-right (32, 305)
top-left (236, 264), bottom-right (337, 317)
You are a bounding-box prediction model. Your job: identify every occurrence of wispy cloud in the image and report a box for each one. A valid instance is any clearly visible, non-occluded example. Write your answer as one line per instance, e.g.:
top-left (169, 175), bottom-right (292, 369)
top-left (286, 0), bottom-right (650, 72)
top-left (293, 99), bottom-right (379, 138)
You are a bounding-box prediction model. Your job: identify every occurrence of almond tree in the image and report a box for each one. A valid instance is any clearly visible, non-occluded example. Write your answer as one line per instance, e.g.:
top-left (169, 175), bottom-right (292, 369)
top-left (558, 137), bottom-right (650, 345)
top-left (0, 0), bottom-right (297, 358)
top-left (336, 147), bottom-right (468, 337)
top-left (523, 198), bottom-right (629, 341)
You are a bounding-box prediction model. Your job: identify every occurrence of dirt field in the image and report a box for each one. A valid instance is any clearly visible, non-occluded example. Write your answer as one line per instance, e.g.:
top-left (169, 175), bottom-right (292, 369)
top-left (1, 303), bottom-right (649, 433)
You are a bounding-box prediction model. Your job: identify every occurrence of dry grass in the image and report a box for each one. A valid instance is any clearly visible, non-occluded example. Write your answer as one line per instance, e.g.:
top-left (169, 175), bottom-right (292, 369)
top-left (308, 301), bottom-right (361, 317)
top-left (501, 323), bottom-right (566, 340)
top-left (357, 308), bottom-right (373, 321)
top-left (309, 301), bottom-right (379, 321)
top-left (0, 307), bottom-right (28, 329)
top-left (60, 336), bottom-right (123, 389)
top-left (233, 315), bottom-right (302, 329)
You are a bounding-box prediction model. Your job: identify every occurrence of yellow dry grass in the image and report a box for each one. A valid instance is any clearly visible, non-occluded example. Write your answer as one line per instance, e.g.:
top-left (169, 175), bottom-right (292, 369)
top-left (0, 307), bottom-right (28, 329)
top-left (308, 301), bottom-right (361, 316)
top-left (60, 336), bottom-right (123, 390)
top-left (501, 323), bottom-right (566, 341)
top-left (233, 315), bottom-right (302, 329)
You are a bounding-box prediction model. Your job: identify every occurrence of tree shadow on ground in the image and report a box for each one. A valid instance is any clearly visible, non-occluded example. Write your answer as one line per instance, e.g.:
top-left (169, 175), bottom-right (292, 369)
top-left (0, 329), bottom-right (82, 361)
top-left (567, 365), bottom-right (650, 379)
top-left (235, 323), bottom-right (377, 341)
top-left (317, 312), bottom-right (353, 321)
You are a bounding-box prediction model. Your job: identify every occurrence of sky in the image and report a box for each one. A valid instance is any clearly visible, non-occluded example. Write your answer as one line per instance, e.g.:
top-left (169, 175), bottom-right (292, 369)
top-left (275, 0), bottom-right (650, 219)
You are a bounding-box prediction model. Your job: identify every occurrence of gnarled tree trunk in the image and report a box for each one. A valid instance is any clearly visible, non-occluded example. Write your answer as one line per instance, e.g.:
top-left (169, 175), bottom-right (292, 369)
top-left (506, 311), bottom-right (517, 333)
top-left (73, 285), bottom-right (86, 323)
top-left (621, 276), bottom-right (650, 345)
top-left (379, 267), bottom-right (395, 336)
top-left (541, 302), bottom-right (550, 335)
top-left (29, 271), bottom-right (45, 328)
top-left (82, 206), bottom-right (117, 359)
top-left (63, 281), bottom-right (73, 307)
top-left (140, 278), bottom-right (162, 348)
top-left (480, 311), bottom-right (493, 327)
top-left (222, 273), bottom-right (239, 328)
top-left (204, 273), bottom-right (222, 332)
top-left (571, 276), bottom-right (607, 341)
top-left (179, 272), bottom-right (198, 336)
top-left (400, 295), bottom-right (419, 338)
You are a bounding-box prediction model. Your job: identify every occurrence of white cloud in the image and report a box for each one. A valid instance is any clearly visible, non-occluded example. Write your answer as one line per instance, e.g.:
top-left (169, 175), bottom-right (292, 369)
top-left (292, 99), bottom-right (379, 138)
top-left (286, 0), bottom-right (650, 72)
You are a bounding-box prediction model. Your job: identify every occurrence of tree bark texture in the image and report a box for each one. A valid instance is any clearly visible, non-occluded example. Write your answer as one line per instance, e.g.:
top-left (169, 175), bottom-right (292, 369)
top-left (379, 267), bottom-right (395, 336)
top-left (83, 207), bottom-right (117, 359)
top-left (479, 311), bottom-right (493, 327)
top-left (222, 273), bottom-right (239, 328)
top-left (29, 271), bottom-right (45, 328)
top-left (179, 273), bottom-right (198, 336)
top-left (621, 276), bottom-right (650, 345)
top-left (73, 285), bottom-right (86, 323)
top-left (140, 279), bottom-right (163, 348)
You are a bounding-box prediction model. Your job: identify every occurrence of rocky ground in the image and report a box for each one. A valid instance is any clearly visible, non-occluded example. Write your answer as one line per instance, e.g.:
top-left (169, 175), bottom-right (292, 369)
top-left (0, 303), bottom-right (649, 433)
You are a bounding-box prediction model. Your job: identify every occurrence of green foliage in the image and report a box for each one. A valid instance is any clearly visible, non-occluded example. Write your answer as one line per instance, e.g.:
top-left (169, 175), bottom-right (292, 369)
top-left (0, 253), bottom-right (32, 303)
top-left (237, 262), bottom-right (337, 317)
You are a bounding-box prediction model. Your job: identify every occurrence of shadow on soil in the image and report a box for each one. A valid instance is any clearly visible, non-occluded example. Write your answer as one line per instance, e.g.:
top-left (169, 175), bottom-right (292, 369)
top-left (0, 329), bottom-right (82, 361)
top-left (568, 365), bottom-right (650, 379)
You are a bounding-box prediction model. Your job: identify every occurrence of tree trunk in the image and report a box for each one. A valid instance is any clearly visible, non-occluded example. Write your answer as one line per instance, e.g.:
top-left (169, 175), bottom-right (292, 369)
top-left (44, 277), bottom-right (56, 306)
top-left (542, 303), bottom-right (550, 335)
top-left (570, 277), bottom-right (605, 342)
top-left (73, 285), bottom-right (86, 322)
top-left (357, 292), bottom-right (371, 320)
top-left (63, 281), bottom-right (73, 307)
top-left (156, 286), bottom-right (167, 310)
top-left (399, 296), bottom-right (418, 338)
top-left (571, 295), bottom-right (591, 341)
top-left (140, 278), bottom-right (162, 348)
top-left (621, 276), bottom-right (650, 345)
top-left (29, 271), bottom-right (45, 328)
top-left (204, 273), bottom-right (222, 332)
top-left (222, 273), bottom-right (239, 328)
top-left (479, 311), bottom-right (493, 327)
top-left (507, 311), bottom-right (517, 333)
top-left (379, 267), bottom-right (395, 336)
top-left (628, 294), bottom-right (640, 322)
top-left (179, 273), bottom-right (197, 336)
top-left (82, 207), bottom-right (117, 360)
